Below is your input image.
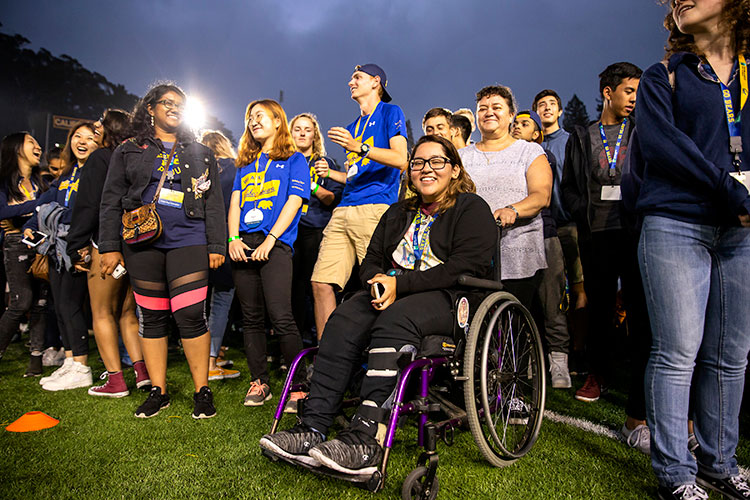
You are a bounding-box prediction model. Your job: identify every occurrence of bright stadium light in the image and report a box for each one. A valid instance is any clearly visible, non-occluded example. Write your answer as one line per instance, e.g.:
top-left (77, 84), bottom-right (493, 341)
top-left (184, 97), bottom-right (206, 132)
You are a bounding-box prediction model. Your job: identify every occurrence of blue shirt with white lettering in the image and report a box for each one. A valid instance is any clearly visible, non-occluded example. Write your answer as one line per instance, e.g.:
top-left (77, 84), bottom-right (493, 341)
top-left (141, 142), bottom-right (207, 249)
top-left (233, 151), bottom-right (309, 249)
top-left (340, 102), bottom-right (407, 207)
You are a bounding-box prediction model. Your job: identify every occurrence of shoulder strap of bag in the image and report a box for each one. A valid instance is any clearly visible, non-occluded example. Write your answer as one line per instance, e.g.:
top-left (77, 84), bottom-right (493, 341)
top-left (152, 142), bottom-right (179, 203)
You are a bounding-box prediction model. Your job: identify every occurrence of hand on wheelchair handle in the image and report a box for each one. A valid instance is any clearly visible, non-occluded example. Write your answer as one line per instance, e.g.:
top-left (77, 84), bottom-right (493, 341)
top-left (493, 207), bottom-right (517, 228)
top-left (368, 273), bottom-right (397, 311)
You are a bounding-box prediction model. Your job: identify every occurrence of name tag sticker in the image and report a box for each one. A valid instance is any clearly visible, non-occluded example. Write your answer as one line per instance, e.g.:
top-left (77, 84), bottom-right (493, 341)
top-left (730, 171), bottom-right (750, 194)
top-left (158, 188), bottom-right (184, 208)
top-left (601, 185), bottom-right (622, 201)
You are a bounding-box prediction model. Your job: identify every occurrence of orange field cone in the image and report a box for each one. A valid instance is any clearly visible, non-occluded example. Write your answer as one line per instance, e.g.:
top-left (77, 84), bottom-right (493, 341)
top-left (5, 411), bottom-right (59, 432)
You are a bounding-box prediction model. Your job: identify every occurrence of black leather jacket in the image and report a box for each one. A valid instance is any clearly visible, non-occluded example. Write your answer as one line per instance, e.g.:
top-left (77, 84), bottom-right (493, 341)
top-left (98, 137), bottom-right (227, 255)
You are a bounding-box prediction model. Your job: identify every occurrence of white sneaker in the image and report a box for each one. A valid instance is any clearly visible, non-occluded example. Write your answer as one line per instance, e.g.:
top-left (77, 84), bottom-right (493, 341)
top-left (620, 423), bottom-right (651, 455)
top-left (40, 356), bottom-right (73, 385)
top-left (42, 361), bottom-right (93, 391)
top-left (549, 352), bottom-right (572, 389)
top-left (42, 347), bottom-right (66, 367)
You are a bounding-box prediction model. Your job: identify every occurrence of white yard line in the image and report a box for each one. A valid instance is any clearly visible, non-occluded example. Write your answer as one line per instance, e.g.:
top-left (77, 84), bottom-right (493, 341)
top-left (544, 410), bottom-right (749, 478)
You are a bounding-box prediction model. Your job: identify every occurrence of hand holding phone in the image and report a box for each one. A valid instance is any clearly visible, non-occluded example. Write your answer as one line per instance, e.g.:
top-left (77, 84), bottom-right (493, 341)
top-left (22, 230), bottom-right (48, 248)
top-left (371, 282), bottom-right (385, 300)
top-left (112, 264), bottom-right (127, 279)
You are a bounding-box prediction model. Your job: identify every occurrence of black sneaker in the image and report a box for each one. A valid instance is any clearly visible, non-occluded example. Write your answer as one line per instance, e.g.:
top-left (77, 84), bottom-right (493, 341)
top-left (134, 387), bottom-right (170, 418)
top-left (309, 425), bottom-right (383, 475)
top-left (259, 423), bottom-right (324, 467)
top-left (24, 354), bottom-right (43, 377)
top-left (657, 484), bottom-right (709, 500)
top-left (192, 386), bottom-right (216, 419)
top-left (696, 472), bottom-right (750, 499)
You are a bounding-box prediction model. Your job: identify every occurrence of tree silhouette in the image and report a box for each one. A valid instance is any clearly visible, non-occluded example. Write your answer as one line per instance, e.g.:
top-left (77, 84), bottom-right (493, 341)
top-left (562, 94), bottom-right (591, 133)
top-left (0, 25), bottom-right (234, 146)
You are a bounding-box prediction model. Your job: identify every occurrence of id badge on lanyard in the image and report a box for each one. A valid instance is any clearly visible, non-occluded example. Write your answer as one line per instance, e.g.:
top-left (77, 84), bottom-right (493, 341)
top-left (599, 119), bottom-right (627, 201)
top-left (242, 156), bottom-right (272, 229)
top-left (712, 55), bottom-right (749, 192)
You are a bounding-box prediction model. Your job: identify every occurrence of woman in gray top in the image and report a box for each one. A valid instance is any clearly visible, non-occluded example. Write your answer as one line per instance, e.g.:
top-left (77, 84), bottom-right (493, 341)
top-left (459, 84), bottom-right (552, 308)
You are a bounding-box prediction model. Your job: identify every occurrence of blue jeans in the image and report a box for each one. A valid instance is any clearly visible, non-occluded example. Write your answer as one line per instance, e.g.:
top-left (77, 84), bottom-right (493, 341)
top-left (639, 215), bottom-right (750, 487)
top-left (208, 286), bottom-right (235, 358)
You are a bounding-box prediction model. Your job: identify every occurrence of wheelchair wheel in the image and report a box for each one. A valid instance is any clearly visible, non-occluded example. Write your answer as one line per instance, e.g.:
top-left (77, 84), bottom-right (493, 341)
top-left (401, 466), bottom-right (439, 500)
top-left (463, 292), bottom-right (546, 466)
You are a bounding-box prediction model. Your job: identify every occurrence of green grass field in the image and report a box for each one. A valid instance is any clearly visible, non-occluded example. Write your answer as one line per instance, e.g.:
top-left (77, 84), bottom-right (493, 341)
top-left (1, 341), bottom-right (747, 500)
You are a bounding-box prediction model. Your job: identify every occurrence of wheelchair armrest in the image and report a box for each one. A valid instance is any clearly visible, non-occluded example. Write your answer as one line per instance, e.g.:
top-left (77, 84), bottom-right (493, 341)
top-left (457, 275), bottom-right (503, 291)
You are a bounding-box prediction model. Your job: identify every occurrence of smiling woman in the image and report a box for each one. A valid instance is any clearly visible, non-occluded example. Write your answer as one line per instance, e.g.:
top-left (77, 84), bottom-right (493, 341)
top-left (98, 83), bottom-right (227, 420)
top-left (0, 131), bottom-right (49, 377)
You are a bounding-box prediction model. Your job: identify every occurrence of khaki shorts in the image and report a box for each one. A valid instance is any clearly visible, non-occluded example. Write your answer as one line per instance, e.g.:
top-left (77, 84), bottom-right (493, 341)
top-left (311, 204), bottom-right (390, 290)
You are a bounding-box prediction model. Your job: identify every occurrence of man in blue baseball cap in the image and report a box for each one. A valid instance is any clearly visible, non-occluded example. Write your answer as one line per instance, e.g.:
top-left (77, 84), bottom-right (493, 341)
top-left (309, 63), bottom-right (408, 343)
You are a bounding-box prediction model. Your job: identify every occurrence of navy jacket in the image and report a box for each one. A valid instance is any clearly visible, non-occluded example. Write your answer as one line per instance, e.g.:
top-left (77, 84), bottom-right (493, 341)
top-left (99, 137), bottom-right (227, 255)
top-left (626, 52), bottom-right (750, 225)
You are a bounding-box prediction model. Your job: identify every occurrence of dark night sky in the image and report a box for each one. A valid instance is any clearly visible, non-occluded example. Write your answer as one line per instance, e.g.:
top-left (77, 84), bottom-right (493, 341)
top-left (1, 0), bottom-right (669, 159)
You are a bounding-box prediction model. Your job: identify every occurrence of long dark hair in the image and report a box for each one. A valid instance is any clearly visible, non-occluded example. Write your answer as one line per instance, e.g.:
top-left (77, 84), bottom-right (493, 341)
top-left (0, 132), bottom-right (46, 203)
top-left (662, 0), bottom-right (750, 57)
top-left (130, 83), bottom-right (194, 146)
top-left (100, 109), bottom-right (131, 149)
top-left (60, 122), bottom-right (97, 177)
top-left (404, 135), bottom-right (475, 214)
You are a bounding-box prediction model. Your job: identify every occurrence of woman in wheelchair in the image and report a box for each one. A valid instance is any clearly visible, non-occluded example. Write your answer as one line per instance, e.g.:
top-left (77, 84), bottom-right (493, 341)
top-left (260, 135), bottom-right (497, 475)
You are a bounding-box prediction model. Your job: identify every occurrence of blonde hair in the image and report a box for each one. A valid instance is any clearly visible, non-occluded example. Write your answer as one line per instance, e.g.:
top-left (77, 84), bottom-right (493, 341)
top-left (200, 130), bottom-right (236, 159)
top-left (289, 113), bottom-right (327, 158)
top-left (236, 99), bottom-right (297, 166)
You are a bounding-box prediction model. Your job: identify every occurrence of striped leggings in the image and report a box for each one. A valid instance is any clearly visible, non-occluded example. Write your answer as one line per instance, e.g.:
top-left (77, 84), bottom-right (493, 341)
top-left (123, 244), bottom-right (208, 339)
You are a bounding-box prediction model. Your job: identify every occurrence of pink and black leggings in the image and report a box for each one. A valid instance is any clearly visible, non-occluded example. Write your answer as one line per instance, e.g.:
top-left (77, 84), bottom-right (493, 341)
top-left (123, 244), bottom-right (209, 339)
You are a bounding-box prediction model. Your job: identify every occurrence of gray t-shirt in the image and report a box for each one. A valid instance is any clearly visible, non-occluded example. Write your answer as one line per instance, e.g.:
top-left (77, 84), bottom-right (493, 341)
top-left (587, 121), bottom-right (630, 232)
top-left (459, 141), bottom-right (547, 280)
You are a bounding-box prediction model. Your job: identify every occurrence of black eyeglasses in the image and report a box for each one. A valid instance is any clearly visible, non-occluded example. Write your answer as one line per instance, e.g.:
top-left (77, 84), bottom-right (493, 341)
top-left (409, 157), bottom-right (451, 171)
top-left (156, 99), bottom-right (185, 111)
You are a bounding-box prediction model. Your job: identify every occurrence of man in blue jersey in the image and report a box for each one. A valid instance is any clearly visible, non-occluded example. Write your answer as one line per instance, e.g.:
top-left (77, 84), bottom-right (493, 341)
top-left (311, 64), bottom-right (408, 339)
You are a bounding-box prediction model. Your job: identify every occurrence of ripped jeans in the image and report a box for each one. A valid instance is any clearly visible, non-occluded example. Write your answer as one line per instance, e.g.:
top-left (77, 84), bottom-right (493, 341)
top-left (0, 233), bottom-right (46, 355)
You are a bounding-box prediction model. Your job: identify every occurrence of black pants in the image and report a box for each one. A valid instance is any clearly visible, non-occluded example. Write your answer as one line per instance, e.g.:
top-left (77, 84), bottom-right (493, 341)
top-left (124, 244), bottom-right (209, 339)
top-left (0, 234), bottom-right (46, 354)
top-left (503, 270), bottom-right (543, 312)
top-left (302, 290), bottom-right (454, 434)
top-left (579, 228), bottom-right (652, 420)
top-left (48, 263), bottom-right (89, 356)
top-left (292, 225), bottom-right (323, 338)
top-left (232, 232), bottom-right (302, 385)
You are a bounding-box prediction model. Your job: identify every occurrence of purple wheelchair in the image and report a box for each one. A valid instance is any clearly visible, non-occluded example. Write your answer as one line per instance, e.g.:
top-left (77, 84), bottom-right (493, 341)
top-left (261, 267), bottom-right (546, 499)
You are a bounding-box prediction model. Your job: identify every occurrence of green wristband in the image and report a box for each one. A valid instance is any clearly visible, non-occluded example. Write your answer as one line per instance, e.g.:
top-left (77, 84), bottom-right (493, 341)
top-left (312, 182), bottom-right (320, 195)
top-left (228, 236), bottom-right (241, 243)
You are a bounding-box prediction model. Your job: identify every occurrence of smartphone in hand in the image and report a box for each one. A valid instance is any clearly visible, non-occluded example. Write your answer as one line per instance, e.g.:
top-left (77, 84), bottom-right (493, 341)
top-left (371, 282), bottom-right (385, 300)
top-left (22, 231), bottom-right (48, 247)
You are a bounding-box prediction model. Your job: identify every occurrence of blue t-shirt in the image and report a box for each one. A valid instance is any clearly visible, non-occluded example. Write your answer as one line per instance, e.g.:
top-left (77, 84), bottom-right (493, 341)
top-left (340, 102), bottom-right (407, 207)
top-left (141, 142), bottom-right (207, 249)
top-left (300, 156), bottom-right (345, 229)
top-left (233, 151), bottom-right (309, 249)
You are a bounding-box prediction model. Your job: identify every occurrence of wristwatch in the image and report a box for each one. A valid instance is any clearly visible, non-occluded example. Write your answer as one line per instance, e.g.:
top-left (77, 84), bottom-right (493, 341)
top-left (359, 143), bottom-right (370, 157)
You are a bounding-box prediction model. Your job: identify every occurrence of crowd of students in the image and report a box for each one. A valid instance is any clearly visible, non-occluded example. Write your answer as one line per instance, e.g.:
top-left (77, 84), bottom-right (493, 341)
top-left (0, 1), bottom-right (748, 499)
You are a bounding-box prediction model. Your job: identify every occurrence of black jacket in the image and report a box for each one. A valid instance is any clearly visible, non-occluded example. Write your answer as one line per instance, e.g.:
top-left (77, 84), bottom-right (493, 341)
top-left (360, 192), bottom-right (496, 296)
top-left (560, 119), bottom-right (634, 241)
top-left (66, 147), bottom-right (112, 258)
top-left (98, 137), bottom-right (227, 255)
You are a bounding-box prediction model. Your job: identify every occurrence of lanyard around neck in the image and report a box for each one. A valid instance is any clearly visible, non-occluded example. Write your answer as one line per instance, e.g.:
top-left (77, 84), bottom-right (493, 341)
top-left (412, 210), bottom-right (437, 271)
top-left (242, 154), bottom-right (272, 209)
top-left (354, 101), bottom-right (381, 141)
top-left (18, 179), bottom-right (35, 200)
top-left (708, 55), bottom-right (748, 169)
top-left (599, 118), bottom-right (627, 179)
top-left (64, 165), bottom-right (80, 207)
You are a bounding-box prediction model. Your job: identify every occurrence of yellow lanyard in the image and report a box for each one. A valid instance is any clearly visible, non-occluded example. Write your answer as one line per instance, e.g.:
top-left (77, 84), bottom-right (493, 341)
top-left (241, 154), bottom-right (272, 209)
top-left (353, 101), bottom-right (381, 142)
top-left (18, 180), bottom-right (34, 201)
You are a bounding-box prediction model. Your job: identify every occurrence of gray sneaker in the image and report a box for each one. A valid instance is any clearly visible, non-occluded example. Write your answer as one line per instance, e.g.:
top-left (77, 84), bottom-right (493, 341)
top-left (620, 423), bottom-right (651, 455)
top-left (309, 427), bottom-right (383, 475)
top-left (549, 352), bottom-right (572, 389)
top-left (260, 423), bottom-right (324, 467)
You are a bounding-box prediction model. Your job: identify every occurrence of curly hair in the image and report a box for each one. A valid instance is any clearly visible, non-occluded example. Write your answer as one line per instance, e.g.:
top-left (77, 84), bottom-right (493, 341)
top-left (130, 83), bottom-right (194, 146)
top-left (236, 99), bottom-right (297, 166)
top-left (404, 135), bottom-right (475, 214)
top-left (475, 85), bottom-right (517, 115)
top-left (661, 0), bottom-right (750, 57)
